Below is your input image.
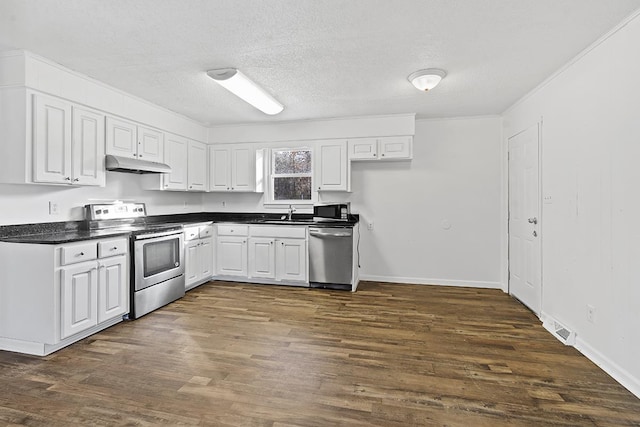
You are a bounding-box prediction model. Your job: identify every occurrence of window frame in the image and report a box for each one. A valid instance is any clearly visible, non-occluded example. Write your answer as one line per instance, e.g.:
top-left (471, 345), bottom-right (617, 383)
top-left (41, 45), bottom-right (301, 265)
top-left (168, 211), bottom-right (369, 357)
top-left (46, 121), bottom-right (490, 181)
top-left (266, 146), bottom-right (316, 206)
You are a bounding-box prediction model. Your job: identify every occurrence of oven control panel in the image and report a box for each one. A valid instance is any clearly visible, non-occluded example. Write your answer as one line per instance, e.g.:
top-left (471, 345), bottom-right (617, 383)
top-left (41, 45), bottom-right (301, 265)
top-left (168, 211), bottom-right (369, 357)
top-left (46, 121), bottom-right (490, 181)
top-left (85, 202), bottom-right (147, 221)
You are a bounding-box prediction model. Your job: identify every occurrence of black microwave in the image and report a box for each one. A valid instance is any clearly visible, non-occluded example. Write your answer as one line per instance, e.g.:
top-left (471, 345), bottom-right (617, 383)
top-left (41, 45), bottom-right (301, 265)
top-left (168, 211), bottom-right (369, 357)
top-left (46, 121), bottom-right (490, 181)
top-left (313, 203), bottom-right (351, 221)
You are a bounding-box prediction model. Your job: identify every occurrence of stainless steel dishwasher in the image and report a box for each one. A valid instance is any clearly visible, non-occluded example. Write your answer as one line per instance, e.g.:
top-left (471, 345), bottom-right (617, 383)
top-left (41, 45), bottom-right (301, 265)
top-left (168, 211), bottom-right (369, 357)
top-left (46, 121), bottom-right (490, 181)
top-left (308, 226), bottom-right (353, 290)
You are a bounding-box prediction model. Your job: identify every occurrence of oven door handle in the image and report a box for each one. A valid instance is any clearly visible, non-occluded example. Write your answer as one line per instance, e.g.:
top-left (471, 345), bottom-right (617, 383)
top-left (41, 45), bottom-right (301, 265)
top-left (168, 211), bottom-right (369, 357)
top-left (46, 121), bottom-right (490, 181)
top-left (135, 230), bottom-right (183, 240)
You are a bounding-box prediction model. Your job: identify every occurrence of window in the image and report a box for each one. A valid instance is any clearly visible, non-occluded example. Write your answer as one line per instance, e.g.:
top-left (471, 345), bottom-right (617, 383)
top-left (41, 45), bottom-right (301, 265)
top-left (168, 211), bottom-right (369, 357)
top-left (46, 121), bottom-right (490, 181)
top-left (270, 148), bottom-right (313, 203)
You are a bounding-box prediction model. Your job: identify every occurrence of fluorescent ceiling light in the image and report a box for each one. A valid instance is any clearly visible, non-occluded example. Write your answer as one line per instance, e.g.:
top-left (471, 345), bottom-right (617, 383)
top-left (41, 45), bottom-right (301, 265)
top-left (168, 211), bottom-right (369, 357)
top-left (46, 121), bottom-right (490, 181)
top-left (206, 68), bottom-right (284, 115)
top-left (408, 69), bottom-right (447, 92)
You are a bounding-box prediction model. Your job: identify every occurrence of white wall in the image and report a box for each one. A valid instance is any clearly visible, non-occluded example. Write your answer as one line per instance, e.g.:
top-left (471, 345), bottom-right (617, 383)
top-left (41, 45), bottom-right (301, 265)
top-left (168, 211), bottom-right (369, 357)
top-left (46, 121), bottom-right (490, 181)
top-left (0, 174), bottom-right (203, 225)
top-left (503, 11), bottom-right (640, 397)
top-left (203, 116), bottom-right (503, 288)
top-left (352, 118), bottom-right (502, 287)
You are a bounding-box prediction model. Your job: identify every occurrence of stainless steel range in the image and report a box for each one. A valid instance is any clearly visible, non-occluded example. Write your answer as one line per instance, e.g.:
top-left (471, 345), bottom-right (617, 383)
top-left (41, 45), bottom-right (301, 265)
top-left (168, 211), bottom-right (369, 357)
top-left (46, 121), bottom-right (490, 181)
top-left (84, 202), bottom-right (185, 319)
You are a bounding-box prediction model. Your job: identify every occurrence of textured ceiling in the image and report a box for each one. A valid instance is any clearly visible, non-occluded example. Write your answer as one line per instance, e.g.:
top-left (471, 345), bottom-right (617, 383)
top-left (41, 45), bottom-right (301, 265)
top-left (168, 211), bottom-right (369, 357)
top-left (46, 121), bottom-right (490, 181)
top-left (1, 0), bottom-right (639, 126)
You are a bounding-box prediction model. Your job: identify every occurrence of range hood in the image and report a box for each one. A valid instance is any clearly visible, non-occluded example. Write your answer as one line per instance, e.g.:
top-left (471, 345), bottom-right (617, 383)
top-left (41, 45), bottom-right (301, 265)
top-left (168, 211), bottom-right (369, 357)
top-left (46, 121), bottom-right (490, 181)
top-left (105, 155), bottom-right (172, 174)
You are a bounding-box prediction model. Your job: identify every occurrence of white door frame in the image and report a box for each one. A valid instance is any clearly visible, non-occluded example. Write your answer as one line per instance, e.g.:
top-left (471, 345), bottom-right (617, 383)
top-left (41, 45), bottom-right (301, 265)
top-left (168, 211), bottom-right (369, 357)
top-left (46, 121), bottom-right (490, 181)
top-left (507, 121), bottom-right (543, 316)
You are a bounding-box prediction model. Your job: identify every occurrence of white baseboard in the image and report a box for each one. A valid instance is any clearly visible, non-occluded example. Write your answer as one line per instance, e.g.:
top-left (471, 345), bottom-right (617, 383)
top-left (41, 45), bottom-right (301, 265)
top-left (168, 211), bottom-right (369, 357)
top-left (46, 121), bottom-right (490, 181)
top-left (539, 312), bottom-right (639, 399)
top-left (575, 336), bottom-right (640, 399)
top-left (358, 274), bottom-right (502, 289)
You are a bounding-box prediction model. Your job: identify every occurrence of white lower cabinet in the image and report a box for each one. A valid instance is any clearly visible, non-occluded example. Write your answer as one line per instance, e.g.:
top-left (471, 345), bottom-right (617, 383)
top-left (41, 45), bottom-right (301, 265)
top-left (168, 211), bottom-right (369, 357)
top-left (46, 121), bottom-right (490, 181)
top-left (0, 237), bottom-right (129, 356)
top-left (98, 254), bottom-right (128, 323)
top-left (60, 261), bottom-right (99, 339)
top-left (275, 238), bottom-right (307, 282)
top-left (225, 225), bottom-right (308, 286)
top-left (216, 236), bottom-right (248, 277)
top-left (60, 239), bottom-right (128, 340)
top-left (184, 223), bottom-right (214, 290)
top-left (248, 237), bottom-right (276, 279)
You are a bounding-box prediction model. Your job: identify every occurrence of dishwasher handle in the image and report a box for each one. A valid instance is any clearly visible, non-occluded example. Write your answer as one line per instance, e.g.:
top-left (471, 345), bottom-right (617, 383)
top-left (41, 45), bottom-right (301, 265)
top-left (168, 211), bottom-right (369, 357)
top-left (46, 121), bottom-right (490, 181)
top-left (309, 228), bottom-right (352, 238)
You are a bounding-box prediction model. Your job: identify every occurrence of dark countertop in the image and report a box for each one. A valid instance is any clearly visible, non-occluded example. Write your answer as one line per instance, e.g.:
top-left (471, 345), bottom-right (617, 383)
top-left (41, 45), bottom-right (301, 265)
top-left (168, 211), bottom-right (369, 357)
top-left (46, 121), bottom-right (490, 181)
top-left (0, 213), bottom-right (359, 245)
top-left (0, 229), bottom-right (131, 244)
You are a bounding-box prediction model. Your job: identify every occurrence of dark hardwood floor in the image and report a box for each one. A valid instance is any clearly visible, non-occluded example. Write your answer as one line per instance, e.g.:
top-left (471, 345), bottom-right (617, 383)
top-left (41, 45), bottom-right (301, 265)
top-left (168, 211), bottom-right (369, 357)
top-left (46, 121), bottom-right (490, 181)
top-left (1, 281), bottom-right (639, 426)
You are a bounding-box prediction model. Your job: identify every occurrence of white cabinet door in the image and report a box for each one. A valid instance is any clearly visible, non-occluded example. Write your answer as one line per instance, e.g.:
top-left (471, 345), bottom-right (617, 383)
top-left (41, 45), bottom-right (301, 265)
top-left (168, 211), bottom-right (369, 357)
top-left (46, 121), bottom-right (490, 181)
top-left (209, 146), bottom-right (231, 191)
top-left (97, 255), bottom-right (128, 323)
top-left (378, 136), bottom-right (412, 159)
top-left (61, 261), bottom-right (98, 339)
top-left (209, 145), bottom-right (257, 192)
top-left (33, 94), bottom-right (72, 184)
top-left (105, 117), bottom-right (137, 159)
top-left (72, 107), bottom-right (105, 186)
top-left (188, 140), bottom-right (207, 191)
top-left (185, 239), bottom-right (201, 288)
top-left (137, 126), bottom-right (164, 162)
top-left (315, 141), bottom-right (349, 192)
top-left (216, 236), bottom-right (247, 277)
top-left (276, 238), bottom-right (307, 282)
top-left (199, 238), bottom-right (214, 280)
top-left (231, 146), bottom-right (255, 192)
top-left (248, 237), bottom-right (276, 279)
top-left (163, 134), bottom-right (188, 190)
top-left (348, 138), bottom-right (378, 160)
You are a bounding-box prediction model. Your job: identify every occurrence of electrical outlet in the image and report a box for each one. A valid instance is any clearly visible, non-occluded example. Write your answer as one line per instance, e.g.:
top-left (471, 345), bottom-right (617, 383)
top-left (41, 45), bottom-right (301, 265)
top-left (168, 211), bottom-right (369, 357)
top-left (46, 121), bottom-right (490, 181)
top-left (367, 221), bottom-right (374, 231)
top-left (587, 304), bottom-right (596, 323)
top-left (48, 201), bottom-right (59, 215)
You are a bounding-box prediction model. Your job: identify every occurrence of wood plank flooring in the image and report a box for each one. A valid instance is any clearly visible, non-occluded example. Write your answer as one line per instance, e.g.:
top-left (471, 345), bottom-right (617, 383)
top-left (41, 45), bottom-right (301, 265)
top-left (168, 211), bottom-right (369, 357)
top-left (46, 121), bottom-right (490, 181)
top-left (1, 281), bottom-right (639, 426)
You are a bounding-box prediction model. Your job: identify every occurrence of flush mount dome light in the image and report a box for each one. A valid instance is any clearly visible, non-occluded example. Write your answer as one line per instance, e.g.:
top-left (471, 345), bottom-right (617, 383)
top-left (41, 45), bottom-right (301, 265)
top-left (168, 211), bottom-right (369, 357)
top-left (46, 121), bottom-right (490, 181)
top-left (408, 68), bottom-right (447, 92)
top-left (206, 68), bottom-right (284, 115)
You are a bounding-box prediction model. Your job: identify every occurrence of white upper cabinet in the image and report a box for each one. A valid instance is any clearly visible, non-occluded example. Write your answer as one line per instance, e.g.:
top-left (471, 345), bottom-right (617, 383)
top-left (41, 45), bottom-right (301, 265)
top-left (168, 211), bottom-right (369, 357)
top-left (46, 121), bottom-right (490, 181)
top-left (137, 126), bottom-right (164, 162)
top-left (162, 134), bottom-right (189, 190)
top-left (208, 144), bottom-right (257, 192)
top-left (348, 136), bottom-right (413, 161)
top-left (314, 140), bottom-right (350, 192)
top-left (106, 117), bottom-right (164, 162)
top-left (105, 117), bottom-right (136, 159)
top-left (347, 138), bottom-right (378, 160)
top-left (231, 146), bottom-right (256, 191)
top-left (33, 94), bottom-right (105, 186)
top-left (209, 146), bottom-right (231, 191)
top-left (72, 106), bottom-right (106, 186)
top-left (187, 140), bottom-right (207, 191)
top-left (33, 94), bottom-right (72, 184)
top-left (379, 136), bottom-right (412, 159)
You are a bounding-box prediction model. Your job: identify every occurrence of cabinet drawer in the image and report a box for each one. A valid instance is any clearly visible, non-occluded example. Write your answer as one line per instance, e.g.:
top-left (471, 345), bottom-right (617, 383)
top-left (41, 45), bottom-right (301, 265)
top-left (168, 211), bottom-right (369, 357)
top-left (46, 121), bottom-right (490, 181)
top-left (184, 226), bottom-right (200, 241)
top-left (199, 224), bottom-right (213, 238)
top-left (60, 242), bottom-right (98, 265)
top-left (250, 226), bottom-right (307, 239)
top-left (217, 224), bottom-right (248, 236)
top-left (98, 237), bottom-right (128, 258)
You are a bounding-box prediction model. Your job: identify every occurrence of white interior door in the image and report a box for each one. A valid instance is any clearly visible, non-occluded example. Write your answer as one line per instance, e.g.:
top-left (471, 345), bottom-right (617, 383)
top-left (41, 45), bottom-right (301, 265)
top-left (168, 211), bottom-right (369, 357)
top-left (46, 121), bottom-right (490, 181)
top-left (508, 124), bottom-right (541, 315)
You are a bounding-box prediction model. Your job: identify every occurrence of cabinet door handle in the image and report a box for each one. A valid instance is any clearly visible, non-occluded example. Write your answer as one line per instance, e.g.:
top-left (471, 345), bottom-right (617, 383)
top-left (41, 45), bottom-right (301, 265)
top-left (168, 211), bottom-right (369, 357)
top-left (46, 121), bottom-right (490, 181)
top-left (64, 177), bottom-right (71, 181)
top-left (76, 252), bottom-right (85, 257)
top-left (73, 178), bottom-right (79, 182)
top-left (111, 246), bottom-right (118, 250)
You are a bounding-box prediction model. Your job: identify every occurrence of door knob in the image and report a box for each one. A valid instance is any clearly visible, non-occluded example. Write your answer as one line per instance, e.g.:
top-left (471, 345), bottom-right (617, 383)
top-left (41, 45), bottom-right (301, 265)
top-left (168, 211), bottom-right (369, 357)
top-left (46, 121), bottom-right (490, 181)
top-left (528, 217), bottom-right (538, 224)
top-left (533, 230), bottom-right (537, 237)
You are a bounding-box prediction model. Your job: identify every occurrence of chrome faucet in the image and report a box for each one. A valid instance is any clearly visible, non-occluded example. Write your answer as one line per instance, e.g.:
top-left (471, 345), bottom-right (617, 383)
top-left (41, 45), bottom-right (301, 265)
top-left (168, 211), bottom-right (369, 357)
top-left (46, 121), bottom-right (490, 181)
top-left (287, 204), bottom-right (296, 221)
